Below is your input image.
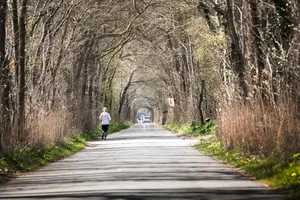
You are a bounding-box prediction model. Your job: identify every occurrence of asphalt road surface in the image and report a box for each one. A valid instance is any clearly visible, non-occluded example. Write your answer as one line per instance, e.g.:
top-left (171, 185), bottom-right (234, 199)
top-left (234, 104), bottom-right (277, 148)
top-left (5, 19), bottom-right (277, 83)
top-left (0, 123), bottom-right (283, 200)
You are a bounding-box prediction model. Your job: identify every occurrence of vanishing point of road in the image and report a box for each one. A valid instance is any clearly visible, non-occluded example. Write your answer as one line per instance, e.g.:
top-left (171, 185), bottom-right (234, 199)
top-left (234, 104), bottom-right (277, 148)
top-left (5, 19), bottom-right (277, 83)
top-left (0, 123), bottom-right (283, 200)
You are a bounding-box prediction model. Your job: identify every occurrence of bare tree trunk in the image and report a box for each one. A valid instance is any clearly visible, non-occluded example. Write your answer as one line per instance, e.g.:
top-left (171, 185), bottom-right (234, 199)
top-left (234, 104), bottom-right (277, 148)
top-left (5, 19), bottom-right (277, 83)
top-left (226, 0), bottom-right (247, 97)
top-left (249, 0), bottom-right (264, 84)
top-left (107, 67), bottom-right (117, 112)
top-left (11, 0), bottom-right (20, 137)
top-left (0, 0), bottom-right (10, 151)
top-left (88, 72), bottom-right (94, 128)
top-left (118, 69), bottom-right (136, 118)
top-left (18, 0), bottom-right (28, 143)
top-left (12, 0), bottom-right (19, 82)
top-left (81, 63), bottom-right (88, 103)
top-left (198, 80), bottom-right (205, 124)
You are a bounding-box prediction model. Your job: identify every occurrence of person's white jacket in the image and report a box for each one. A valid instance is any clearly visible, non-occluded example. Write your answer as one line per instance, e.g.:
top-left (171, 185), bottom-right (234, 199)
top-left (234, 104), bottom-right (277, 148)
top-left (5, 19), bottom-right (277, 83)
top-left (99, 112), bottom-right (111, 125)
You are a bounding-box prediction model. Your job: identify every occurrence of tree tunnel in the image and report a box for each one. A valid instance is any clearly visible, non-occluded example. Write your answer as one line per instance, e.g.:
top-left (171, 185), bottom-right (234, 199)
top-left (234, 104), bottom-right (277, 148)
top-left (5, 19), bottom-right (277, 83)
top-left (129, 97), bottom-right (155, 123)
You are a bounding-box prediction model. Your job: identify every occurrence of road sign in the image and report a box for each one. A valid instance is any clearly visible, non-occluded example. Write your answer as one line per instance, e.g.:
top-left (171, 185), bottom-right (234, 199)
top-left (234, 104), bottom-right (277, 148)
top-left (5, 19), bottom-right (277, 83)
top-left (168, 98), bottom-right (175, 107)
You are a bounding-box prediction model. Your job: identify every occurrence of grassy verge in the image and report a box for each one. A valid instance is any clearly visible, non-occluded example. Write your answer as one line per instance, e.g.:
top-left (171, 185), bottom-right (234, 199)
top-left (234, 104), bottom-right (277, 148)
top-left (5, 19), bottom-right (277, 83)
top-left (0, 137), bottom-right (86, 184)
top-left (166, 121), bottom-right (300, 199)
top-left (165, 120), bottom-right (216, 137)
top-left (195, 135), bottom-right (300, 199)
top-left (0, 122), bottom-right (130, 184)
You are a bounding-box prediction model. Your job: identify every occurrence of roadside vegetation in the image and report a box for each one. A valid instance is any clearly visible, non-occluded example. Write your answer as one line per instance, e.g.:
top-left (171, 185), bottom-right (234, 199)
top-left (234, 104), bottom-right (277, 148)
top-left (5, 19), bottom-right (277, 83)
top-left (166, 121), bottom-right (300, 199)
top-left (165, 120), bottom-right (216, 137)
top-left (0, 122), bottom-right (130, 184)
top-left (196, 138), bottom-right (300, 199)
top-left (108, 122), bottom-right (131, 134)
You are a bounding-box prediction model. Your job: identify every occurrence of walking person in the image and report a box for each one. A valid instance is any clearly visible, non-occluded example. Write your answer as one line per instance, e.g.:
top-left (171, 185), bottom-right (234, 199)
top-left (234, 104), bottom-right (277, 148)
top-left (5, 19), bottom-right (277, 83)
top-left (99, 107), bottom-right (111, 140)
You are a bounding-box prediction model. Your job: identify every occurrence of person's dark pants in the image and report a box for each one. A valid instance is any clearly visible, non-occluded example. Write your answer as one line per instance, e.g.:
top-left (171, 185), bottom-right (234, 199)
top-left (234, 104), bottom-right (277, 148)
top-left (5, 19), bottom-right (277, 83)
top-left (102, 124), bottom-right (109, 139)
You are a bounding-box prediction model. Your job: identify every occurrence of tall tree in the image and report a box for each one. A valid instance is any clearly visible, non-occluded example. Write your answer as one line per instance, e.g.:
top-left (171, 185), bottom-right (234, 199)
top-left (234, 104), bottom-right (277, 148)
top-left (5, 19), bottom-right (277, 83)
top-left (18, 0), bottom-right (28, 142)
top-left (0, 0), bottom-right (10, 151)
top-left (12, 0), bottom-right (20, 82)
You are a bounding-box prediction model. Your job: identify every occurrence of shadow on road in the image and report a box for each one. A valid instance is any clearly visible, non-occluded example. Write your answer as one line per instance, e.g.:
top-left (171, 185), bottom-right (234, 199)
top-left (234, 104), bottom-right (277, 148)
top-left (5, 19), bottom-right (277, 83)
top-left (0, 124), bottom-right (285, 200)
top-left (0, 188), bottom-right (285, 200)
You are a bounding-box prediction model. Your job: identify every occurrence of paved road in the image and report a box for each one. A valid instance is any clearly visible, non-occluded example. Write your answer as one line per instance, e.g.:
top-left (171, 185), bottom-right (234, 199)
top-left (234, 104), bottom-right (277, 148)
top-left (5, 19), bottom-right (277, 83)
top-left (0, 123), bottom-right (283, 200)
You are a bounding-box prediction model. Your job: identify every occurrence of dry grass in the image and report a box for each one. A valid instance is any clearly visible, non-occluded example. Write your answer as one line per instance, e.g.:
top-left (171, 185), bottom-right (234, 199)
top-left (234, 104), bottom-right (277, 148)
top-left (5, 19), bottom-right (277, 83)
top-left (2, 100), bottom-right (100, 151)
top-left (25, 110), bottom-right (82, 147)
top-left (218, 98), bottom-right (300, 158)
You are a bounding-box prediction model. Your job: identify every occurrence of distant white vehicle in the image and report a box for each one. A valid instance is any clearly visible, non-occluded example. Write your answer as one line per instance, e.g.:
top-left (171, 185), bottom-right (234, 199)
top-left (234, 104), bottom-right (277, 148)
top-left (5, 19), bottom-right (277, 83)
top-left (143, 116), bottom-right (151, 123)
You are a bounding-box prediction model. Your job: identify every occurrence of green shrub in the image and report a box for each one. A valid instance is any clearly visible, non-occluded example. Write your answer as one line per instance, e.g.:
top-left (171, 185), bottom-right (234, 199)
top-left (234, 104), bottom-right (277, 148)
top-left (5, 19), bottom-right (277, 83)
top-left (108, 122), bottom-right (130, 133)
top-left (165, 120), bottom-right (216, 136)
top-left (192, 120), bottom-right (216, 136)
top-left (82, 128), bottom-right (102, 141)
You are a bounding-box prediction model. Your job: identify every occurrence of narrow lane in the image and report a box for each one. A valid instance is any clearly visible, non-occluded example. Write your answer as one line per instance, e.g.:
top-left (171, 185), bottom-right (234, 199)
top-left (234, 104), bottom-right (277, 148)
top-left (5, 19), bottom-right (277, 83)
top-left (0, 124), bottom-right (283, 200)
